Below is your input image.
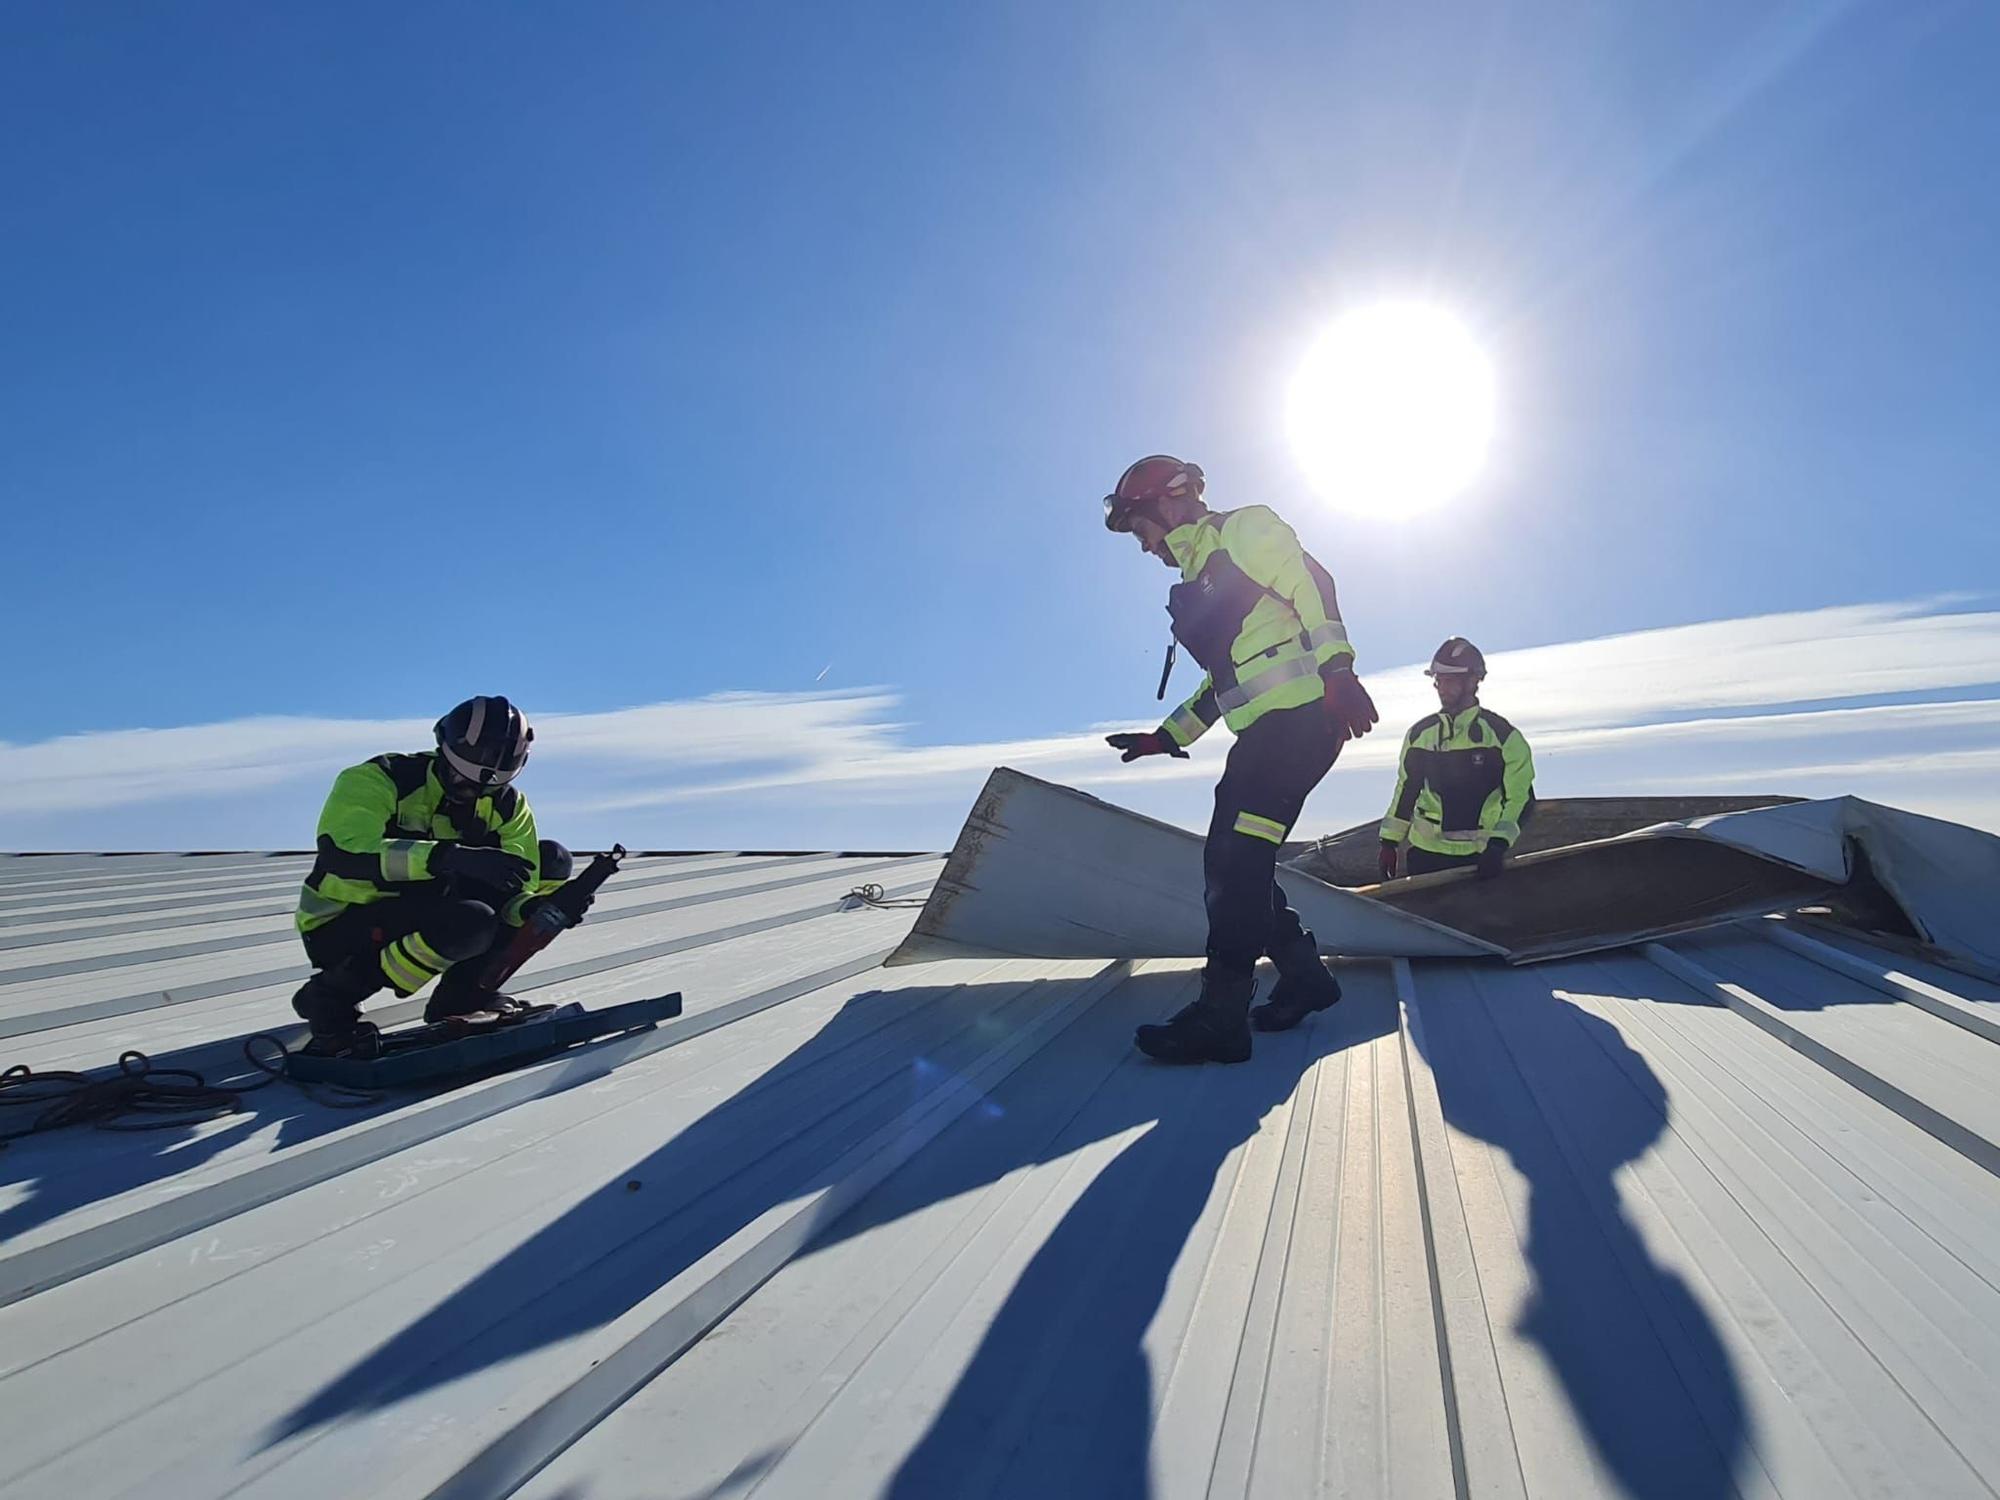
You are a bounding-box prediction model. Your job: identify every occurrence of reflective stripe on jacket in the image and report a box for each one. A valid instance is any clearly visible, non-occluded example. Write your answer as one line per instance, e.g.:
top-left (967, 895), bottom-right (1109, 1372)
top-left (296, 751), bottom-right (540, 933)
top-left (1380, 705), bottom-right (1534, 856)
top-left (1155, 506), bottom-right (1355, 746)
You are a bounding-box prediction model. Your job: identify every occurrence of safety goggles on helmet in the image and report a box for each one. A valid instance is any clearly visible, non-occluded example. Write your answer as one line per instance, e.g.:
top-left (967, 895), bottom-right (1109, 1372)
top-left (437, 742), bottom-right (528, 788)
top-left (1103, 455), bottom-right (1202, 533)
top-left (1103, 491), bottom-right (1158, 533)
top-left (1425, 637), bottom-right (1487, 679)
top-left (435, 695), bottom-right (534, 790)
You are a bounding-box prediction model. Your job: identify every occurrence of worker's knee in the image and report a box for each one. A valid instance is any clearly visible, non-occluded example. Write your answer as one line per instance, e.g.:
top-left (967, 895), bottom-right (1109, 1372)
top-left (417, 899), bottom-right (500, 962)
top-left (538, 840), bottom-right (574, 884)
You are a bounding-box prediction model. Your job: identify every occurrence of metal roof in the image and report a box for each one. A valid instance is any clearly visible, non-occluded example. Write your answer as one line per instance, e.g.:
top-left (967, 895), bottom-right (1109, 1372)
top-left (2, 849), bottom-right (1998, 1499)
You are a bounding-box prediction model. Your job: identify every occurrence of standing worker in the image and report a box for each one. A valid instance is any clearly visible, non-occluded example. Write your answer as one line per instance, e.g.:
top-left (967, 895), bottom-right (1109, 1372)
top-left (1378, 637), bottom-right (1536, 880)
top-left (288, 695), bottom-right (593, 1056)
top-left (1102, 454), bottom-right (1380, 1064)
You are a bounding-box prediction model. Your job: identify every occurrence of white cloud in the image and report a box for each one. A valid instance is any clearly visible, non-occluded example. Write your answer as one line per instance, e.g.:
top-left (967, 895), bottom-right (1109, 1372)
top-left (5, 598), bottom-right (2000, 848)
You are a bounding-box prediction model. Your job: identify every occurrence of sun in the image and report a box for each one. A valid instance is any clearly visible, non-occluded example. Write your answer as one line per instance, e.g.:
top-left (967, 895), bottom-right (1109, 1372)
top-left (1286, 302), bottom-right (1496, 518)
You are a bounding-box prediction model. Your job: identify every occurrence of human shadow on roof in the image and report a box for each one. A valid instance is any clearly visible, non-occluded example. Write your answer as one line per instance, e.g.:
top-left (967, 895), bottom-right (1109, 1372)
top-left (267, 964), bottom-right (1375, 1469)
top-left (269, 956), bottom-right (1755, 1497)
top-left (1407, 955), bottom-right (1750, 1499)
top-left (877, 957), bottom-right (1753, 1498)
top-left (864, 971), bottom-right (1391, 1499)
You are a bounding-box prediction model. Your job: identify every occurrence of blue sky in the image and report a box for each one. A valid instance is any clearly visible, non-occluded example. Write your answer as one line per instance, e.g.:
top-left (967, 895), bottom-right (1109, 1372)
top-left (4, 1), bottom-right (1998, 850)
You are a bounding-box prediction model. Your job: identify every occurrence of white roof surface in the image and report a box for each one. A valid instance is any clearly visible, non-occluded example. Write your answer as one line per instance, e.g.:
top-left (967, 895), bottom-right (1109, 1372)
top-left (3, 847), bottom-right (1999, 1499)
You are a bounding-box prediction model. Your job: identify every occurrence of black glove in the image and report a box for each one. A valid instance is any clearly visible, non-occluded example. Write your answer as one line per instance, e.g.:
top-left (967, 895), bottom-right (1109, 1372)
top-left (431, 843), bottom-right (534, 896)
top-left (1105, 731), bottom-right (1189, 763)
top-left (1322, 663), bottom-right (1379, 739)
top-left (1476, 842), bottom-right (1508, 880)
top-left (521, 889), bottom-right (591, 929)
top-left (1377, 841), bottom-right (1400, 881)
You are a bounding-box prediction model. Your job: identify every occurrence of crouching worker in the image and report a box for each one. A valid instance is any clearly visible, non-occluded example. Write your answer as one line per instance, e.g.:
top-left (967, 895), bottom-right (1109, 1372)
top-left (289, 695), bottom-right (593, 1056)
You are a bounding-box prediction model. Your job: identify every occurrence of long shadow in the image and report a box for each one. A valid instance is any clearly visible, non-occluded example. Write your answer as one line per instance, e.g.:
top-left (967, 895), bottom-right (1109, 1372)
top-left (1409, 956), bottom-right (1750, 1499)
top-left (868, 975), bottom-right (1395, 1500)
top-left (271, 969), bottom-right (1131, 1439)
top-left (273, 950), bottom-right (1756, 1498)
top-left (875, 955), bottom-right (1754, 1498)
top-left (272, 966), bottom-right (1392, 1463)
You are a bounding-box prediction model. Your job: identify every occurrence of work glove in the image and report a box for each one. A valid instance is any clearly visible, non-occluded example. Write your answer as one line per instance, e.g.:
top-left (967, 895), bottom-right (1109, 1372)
top-left (1105, 731), bottom-right (1189, 763)
top-left (1476, 842), bottom-right (1509, 880)
top-left (518, 892), bottom-right (587, 930)
top-left (1322, 663), bottom-right (1380, 739)
top-left (530, 882), bottom-right (597, 925)
top-left (430, 843), bottom-right (534, 897)
top-left (1377, 841), bottom-right (1400, 881)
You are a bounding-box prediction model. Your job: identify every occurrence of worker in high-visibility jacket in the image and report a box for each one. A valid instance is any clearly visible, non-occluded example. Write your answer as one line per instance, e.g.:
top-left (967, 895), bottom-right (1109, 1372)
top-left (1379, 638), bottom-right (1536, 880)
top-left (1102, 455), bottom-right (1380, 1065)
top-left (289, 695), bottom-right (590, 1055)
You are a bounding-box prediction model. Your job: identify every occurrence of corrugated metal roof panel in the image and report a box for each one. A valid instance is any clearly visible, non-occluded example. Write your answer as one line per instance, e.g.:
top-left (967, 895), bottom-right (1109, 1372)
top-left (1, 852), bottom-right (1997, 1498)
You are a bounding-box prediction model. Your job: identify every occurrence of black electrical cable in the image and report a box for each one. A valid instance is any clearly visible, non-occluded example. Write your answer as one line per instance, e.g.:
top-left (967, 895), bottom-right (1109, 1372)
top-left (0, 1034), bottom-right (375, 1148)
top-left (844, 883), bottom-right (928, 910)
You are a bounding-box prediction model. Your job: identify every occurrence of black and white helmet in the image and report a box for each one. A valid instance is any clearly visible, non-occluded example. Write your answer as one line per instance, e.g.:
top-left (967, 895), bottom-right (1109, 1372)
top-left (1425, 637), bottom-right (1487, 680)
top-left (435, 695), bottom-right (534, 788)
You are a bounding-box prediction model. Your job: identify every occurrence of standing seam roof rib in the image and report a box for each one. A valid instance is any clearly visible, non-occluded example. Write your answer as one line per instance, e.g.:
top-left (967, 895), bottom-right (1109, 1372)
top-left (0, 851), bottom-right (1997, 1497)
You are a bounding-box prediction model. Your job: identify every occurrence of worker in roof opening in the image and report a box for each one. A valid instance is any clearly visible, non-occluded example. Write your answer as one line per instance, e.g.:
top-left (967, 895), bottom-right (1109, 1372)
top-left (1378, 638), bottom-right (1536, 881)
top-left (288, 695), bottom-right (594, 1056)
top-left (1102, 455), bottom-right (1380, 1066)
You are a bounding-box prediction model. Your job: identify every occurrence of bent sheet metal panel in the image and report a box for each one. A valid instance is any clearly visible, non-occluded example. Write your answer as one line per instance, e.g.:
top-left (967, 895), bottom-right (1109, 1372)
top-left (1677, 796), bottom-right (2000, 972)
top-left (1367, 796), bottom-right (2000, 970)
top-left (884, 768), bottom-right (1497, 965)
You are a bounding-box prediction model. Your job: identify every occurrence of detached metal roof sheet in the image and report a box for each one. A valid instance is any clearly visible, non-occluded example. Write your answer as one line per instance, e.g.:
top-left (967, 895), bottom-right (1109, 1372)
top-left (2, 849), bottom-right (1998, 1499)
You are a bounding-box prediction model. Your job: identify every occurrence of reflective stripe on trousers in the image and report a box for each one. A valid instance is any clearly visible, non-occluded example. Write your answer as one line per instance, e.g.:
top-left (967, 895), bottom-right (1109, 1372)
top-left (378, 931), bottom-right (449, 995)
top-left (1233, 811), bottom-right (1289, 845)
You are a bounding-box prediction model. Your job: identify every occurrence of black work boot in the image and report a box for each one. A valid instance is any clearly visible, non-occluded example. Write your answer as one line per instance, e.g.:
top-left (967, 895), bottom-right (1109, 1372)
top-left (290, 959), bottom-right (384, 1054)
top-left (1135, 967), bottom-right (1256, 1065)
top-left (423, 962), bottom-right (533, 1023)
top-left (1251, 930), bottom-right (1343, 1033)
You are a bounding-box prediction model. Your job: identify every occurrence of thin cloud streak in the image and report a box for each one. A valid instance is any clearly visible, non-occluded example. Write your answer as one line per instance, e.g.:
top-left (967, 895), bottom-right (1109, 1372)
top-left (3, 598), bottom-right (1998, 844)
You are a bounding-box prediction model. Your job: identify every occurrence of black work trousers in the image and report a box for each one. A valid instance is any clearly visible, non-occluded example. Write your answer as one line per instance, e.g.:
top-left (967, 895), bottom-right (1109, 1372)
top-left (1204, 700), bottom-right (1344, 975)
top-left (298, 839), bottom-right (572, 989)
top-left (300, 886), bottom-right (501, 991)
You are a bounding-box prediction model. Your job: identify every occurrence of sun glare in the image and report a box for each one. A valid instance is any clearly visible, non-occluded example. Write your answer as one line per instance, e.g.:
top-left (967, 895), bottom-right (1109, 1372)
top-left (1286, 302), bottom-right (1496, 518)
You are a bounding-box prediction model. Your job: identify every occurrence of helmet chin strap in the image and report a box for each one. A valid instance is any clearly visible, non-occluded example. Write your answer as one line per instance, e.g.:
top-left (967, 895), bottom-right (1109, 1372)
top-left (438, 742), bottom-right (513, 789)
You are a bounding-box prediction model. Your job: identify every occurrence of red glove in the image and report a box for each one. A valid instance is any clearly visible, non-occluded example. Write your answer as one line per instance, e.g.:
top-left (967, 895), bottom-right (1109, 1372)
top-left (1105, 731), bottom-right (1189, 763)
top-left (1323, 664), bottom-right (1379, 739)
top-left (1377, 841), bottom-right (1400, 881)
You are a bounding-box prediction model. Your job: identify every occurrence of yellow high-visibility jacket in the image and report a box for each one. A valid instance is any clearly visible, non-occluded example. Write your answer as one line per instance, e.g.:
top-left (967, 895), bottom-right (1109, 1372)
top-left (296, 751), bottom-right (539, 933)
top-left (1155, 506), bottom-right (1355, 747)
top-left (1380, 705), bottom-right (1535, 856)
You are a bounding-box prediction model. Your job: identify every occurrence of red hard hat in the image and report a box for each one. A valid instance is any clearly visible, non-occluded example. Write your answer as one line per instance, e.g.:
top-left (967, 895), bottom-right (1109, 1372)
top-left (1103, 454), bottom-right (1205, 532)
